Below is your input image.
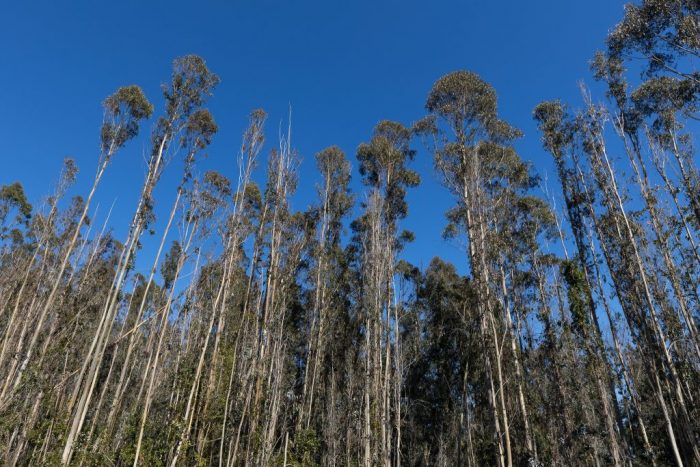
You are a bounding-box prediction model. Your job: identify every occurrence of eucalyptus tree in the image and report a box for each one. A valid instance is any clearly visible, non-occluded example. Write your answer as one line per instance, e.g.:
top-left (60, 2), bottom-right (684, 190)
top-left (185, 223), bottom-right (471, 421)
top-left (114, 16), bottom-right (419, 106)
top-left (61, 55), bottom-right (218, 465)
top-left (0, 182), bottom-right (32, 243)
top-left (3, 88), bottom-right (152, 405)
top-left (402, 257), bottom-right (479, 465)
top-left (534, 95), bottom-right (700, 465)
top-left (0, 159), bottom-right (77, 391)
top-left (36, 86), bottom-right (153, 319)
top-left (170, 110), bottom-right (265, 467)
top-left (536, 100), bottom-right (653, 460)
top-left (0, 181), bottom-right (34, 351)
top-left (353, 120), bottom-right (419, 467)
top-left (583, 99), bottom-right (698, 464)
top-left (0, 181), bottom-right (32, 341)
top-left (0, 86), bottom-right (153, 412)
top-left (534, 101), bottom-right (635, 463)
top-left (193, 123), bottom-right (263, 467)
top-left (130, 107), bottom-right (218, 466)
top-left (593, 0), bottom-right (700, 355)
top-left (296, 146), bottom-right (353, 453)
top-left (233, 126), bottom-right (309, 466)
top-left (419, 70), bottom-right (546, 466)
top-left (82, 110), bottom-right (220, 461)
top-left (605, 0), bottom-right (699, 90)
top-left (3, 4), bottom-right (699, 462)
top-left (595, 0), bottom-right (700, 355)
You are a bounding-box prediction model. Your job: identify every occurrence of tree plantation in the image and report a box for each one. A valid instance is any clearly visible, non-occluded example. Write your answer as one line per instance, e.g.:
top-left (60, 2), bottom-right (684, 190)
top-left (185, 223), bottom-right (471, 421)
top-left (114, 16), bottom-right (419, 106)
top-left (1, 1), bottom-right (699, 465)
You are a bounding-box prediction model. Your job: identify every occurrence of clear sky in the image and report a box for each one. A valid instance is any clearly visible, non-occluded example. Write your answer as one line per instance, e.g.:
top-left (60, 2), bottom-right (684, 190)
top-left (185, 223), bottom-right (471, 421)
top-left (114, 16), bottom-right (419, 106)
top-left (0, 0), bottom-right (626, 274)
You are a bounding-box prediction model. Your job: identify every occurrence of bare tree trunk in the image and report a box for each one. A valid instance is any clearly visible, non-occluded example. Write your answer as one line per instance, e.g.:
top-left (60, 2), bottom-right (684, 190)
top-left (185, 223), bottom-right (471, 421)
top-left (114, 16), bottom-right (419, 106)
top-left (62, 133), bottom-right (168, 465)
top-left (133, 216), bottom-right (197, 465)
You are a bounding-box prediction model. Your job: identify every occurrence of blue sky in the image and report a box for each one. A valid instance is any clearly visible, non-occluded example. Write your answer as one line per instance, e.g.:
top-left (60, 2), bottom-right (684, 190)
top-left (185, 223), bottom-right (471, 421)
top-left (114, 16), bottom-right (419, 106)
top-left (0, 0), bottom-right (625, 275)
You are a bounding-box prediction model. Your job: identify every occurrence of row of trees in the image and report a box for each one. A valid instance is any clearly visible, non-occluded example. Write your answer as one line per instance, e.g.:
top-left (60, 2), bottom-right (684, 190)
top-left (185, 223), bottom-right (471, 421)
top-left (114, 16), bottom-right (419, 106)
top-left (0, 1), bottom-right (698, 465)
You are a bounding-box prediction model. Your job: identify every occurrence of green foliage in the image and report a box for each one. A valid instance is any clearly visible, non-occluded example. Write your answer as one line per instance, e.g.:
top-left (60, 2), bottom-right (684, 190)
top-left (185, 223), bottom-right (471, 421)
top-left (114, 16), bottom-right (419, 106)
top-left (0, 181), bottom-right (32, 222)
top-left (533, 100), bottom-right (571, 158)
top-left (2, 5), bottom-right (700, 464)
top-left (282, 429), bottom-right (321, 466)
top-left (606, 0), bottom-right (699, 75)
top-left (183, 108), bottom-right (218, 153)
top-left (161, 240), bottom-right (182, 289)
top-left (101, 85), bottom-right (153, 151)
top-left (631, 75), bottom-right (700, 132)
top-left (165, 55), bottom-right (220, 119)
top-left (561, 259), bottom-right (592, 338)
top-left (426, 70), bottom-right (521, 142)
top-left (357, 120), bottom-right (419, 224)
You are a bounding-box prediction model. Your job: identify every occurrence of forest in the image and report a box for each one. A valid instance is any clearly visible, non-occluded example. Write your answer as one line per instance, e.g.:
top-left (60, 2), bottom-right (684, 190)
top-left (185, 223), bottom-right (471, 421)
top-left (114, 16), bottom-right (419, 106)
top-left (0, 1), bottom-right (698, 465)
